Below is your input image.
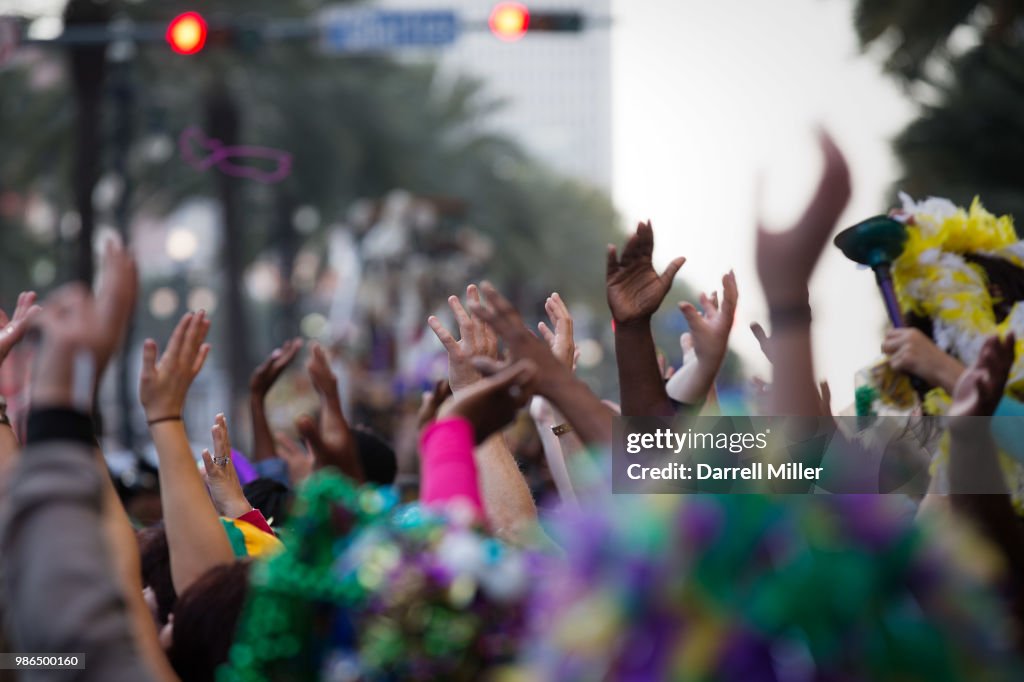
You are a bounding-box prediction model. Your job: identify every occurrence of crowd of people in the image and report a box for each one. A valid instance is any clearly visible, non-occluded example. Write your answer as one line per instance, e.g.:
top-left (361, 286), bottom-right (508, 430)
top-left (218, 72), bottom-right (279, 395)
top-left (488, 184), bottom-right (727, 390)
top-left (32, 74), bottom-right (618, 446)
top-left (2, 131), bottom-right (1024, 681)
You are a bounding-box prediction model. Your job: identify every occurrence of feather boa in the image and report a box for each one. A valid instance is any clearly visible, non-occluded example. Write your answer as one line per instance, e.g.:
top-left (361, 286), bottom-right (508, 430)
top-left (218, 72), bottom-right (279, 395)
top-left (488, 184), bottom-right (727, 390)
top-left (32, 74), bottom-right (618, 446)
top-left (890, 193), bottom-right (1024, 412)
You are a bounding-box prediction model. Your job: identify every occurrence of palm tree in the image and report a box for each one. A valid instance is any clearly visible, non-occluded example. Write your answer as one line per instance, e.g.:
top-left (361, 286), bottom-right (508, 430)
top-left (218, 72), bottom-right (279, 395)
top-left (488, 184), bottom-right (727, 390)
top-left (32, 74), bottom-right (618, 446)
top-left (0, 0), bottom-right (628, 427)
top-left (852, 0), bottom-right (1021, 83)
top-left (851, 0), bottom-right (1024, 220)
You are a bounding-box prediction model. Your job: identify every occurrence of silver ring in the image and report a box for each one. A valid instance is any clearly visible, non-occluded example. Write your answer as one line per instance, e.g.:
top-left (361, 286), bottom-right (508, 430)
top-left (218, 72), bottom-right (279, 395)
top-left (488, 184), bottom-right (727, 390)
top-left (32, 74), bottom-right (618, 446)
top-left (213, 456), bottom-right (230, 467)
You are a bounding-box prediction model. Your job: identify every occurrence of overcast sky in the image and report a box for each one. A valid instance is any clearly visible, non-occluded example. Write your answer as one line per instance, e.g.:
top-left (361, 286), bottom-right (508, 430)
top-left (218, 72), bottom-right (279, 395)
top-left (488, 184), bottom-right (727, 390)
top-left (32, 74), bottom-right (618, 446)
top-left (611, 0), bottom-right (916, 406)
top-left (2, 0), bottom-right (920, 406)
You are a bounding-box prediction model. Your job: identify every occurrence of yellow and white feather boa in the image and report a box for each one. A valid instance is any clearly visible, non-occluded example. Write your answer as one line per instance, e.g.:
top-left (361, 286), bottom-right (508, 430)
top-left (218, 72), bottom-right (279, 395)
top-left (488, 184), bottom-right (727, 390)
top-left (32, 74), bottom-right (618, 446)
top-left (891, 193), bottom-right (1024, 412)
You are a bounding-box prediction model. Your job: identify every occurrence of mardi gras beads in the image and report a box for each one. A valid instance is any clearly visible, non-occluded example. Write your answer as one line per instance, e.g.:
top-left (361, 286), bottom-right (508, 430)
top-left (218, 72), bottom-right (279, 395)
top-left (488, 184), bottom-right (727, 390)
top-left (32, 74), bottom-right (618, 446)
top-left (518, 494), bottom-right (1023, 682)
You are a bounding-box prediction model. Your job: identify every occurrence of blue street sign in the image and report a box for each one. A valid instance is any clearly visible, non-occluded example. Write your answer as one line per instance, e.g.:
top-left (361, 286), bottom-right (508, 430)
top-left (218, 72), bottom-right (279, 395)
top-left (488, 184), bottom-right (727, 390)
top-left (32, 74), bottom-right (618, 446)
top-left (319, 8), bottom-right (459, 53)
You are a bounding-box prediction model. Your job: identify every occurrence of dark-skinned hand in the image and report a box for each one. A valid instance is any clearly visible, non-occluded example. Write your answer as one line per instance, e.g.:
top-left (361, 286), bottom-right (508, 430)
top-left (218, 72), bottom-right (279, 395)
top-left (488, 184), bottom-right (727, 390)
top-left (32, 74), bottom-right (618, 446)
top-left (439, 359), bottom-right (537, 444)
top-left (606, 220), bottom-right (685, 325)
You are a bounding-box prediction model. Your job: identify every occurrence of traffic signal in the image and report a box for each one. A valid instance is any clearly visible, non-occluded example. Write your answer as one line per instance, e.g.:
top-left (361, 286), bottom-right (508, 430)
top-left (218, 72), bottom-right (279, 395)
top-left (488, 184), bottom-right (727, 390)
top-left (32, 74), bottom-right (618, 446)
top-left (489, 2), bottom-right (529, 41)
top-left (166, 12), bottom-right (207, 55)
top-left (489, 3), bottom-right (583, 41)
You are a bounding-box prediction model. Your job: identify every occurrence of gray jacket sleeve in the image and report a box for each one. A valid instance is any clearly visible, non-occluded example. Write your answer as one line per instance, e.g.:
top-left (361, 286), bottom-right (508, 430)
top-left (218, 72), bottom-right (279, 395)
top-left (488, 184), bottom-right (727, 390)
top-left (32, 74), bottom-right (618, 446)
top-left (0, 442), bottom-right (155, 682)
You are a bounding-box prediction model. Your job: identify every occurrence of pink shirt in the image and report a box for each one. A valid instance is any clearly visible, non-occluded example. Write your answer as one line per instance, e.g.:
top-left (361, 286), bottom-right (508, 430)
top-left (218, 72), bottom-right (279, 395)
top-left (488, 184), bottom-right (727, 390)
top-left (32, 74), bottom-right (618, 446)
top-left (419, 417), bottom-right (483, 517)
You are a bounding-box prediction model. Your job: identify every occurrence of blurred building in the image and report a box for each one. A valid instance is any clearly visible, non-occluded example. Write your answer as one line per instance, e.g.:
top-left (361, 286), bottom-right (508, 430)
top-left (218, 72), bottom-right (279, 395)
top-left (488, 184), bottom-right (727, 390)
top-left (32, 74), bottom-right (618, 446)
top-left (372, 0), bottom-right (613, 191)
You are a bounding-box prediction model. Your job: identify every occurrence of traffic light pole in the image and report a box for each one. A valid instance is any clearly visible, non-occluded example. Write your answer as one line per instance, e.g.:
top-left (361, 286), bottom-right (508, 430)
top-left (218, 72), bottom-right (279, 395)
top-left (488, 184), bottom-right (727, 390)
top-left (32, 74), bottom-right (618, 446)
top-left (17, 12), bottom-right (607, 50)
top-left (205, 82), bottom-right (253, 430)
top-left (10, 4), bottom-right (605, 452)
top-left (111, 37), bottom-right (137, 452)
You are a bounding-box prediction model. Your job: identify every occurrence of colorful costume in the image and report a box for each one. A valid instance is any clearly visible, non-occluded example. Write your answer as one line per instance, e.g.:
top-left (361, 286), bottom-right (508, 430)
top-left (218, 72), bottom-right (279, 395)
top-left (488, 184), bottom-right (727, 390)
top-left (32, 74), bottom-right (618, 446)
top-left (854, 194), bottom-right (1024, 502)
top-left (858, 194), bottom-right (1024, 415)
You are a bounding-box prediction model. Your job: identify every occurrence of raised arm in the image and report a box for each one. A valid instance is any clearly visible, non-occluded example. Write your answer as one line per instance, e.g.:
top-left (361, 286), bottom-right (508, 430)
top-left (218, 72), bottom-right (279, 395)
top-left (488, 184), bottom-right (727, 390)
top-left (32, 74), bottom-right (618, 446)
top-left (531, 292), bottom-right (582, 502)
top-left (296, 342), bottom-right (363, 482)
top-left (0, 290), bottom-right (41, 485)
top-left (202, 413), bottom-right (255, 519)
top-left (428, 285), bottom-right (538, 538)
top-left (469, 282), bottom-right (614, 447)
top-left (755, 130), bottom-right (851, 416)
top-left (139, 310), bottom-right (233, 596)
top-left (9, 259), bottom-right (175, 681)
top-left (947, 336), bottom-right (1024, 556)
top-left (249, 338), bottom-right (302, 463)
top-left (421, 360), bottom-right (538, 519)
top-left (666, 271), bottom-right (738, 404)
top-left (944, 334), bottom-right (1024, 645)
top-left (93, 241), bottom-right (179, 681)
top-left (606, 221), bottom-right (686, 416)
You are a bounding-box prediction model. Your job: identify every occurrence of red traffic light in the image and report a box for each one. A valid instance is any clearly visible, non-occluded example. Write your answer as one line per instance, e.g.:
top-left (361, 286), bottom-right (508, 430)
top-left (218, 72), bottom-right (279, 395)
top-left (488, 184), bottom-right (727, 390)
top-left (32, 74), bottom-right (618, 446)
top-left (489, 2), bottom-right (530, 41)
top-left (166, 12), bottom-right (207, 55)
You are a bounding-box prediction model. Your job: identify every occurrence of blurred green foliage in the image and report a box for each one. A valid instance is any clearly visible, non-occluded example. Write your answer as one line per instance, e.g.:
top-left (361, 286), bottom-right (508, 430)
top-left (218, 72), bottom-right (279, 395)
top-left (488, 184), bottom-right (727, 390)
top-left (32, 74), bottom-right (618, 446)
top-left (852, 0), bottom-right (1024, 219)
top-left (0, 0), bottom-right (621, 318)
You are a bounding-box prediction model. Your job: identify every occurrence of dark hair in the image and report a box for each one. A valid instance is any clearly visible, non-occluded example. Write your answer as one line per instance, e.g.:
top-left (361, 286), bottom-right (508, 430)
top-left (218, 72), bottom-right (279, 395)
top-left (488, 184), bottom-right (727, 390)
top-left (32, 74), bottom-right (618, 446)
top-left (908, 254), bottom-right (1024, 354)
top-left (966, 253), bottom-right (1024, 323)
top-left (167, 561), bottom-right (251, 682)
top-left (242, 477), bottom-right (293, 528)
top-left (138, 525), bottom-right (176, 625)
top-left (354, 427), bottom-right (398, 485)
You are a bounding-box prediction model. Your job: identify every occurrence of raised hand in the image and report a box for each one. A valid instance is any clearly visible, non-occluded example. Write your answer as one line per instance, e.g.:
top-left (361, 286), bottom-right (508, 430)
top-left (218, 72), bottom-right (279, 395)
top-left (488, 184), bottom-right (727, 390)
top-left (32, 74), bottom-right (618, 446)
top-left (538, 292), bottom-right (577, 370)
top-left (94, 236), bottom-right (139, 375)
top-left (141, 310), bottom-right (231, 596)
top-left (306, 342), bottom-right (340, 400)
top-left (467, 282), bottom-right (569, 395)
top-left (298, 343), bottom-right (362, 482)
top-left (678, 271), bottom-right (738, 375)
top-left (950, 334), bottom-right (1015, 419)
top-left (755, 130), bottom-right (851, 306)
top-left (29, 285), bottom-right (101, 409)
top-left (201, 413), bottom-right (251, 518)
top-left (440, 359), bottom-right (537, 444)
top-left (250, 338), bottom-right (303, 396)
top-left (468, 281), bottom-right (614, 445)
top-left (30, 241), bottom-right (139, 410)
top-left (606, 220), bottom-right (685, 326)
top-left (945, 334), bottom-right (1024, 599)
top-left (427, 284), bottom-right (500, 392)
top-left (249, 338), bottom-right (303, 463)
top-left (275, 431), bottom-right (314, 487)
top-left (0, 291), bottom-right (41, 366)
top-left (139, 311), bottom-right (212, 422)
top-left (756, 130), bottom-right (851, 417)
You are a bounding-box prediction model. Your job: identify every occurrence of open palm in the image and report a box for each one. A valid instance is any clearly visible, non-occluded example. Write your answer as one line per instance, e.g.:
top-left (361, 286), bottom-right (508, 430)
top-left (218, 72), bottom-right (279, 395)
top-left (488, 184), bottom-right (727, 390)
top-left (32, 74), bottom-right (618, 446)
top-left (678, 271), bottom-right (738, 369)
top-left (0, 291), bottom-right (41, 364)
top-left (606, 221), bottom-right (685, 325)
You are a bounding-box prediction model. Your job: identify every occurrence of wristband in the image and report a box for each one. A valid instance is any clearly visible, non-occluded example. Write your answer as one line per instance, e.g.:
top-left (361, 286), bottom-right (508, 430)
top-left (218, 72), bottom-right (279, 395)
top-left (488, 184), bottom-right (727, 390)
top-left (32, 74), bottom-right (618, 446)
top-left (768, 303), bottom-right (812, 330)
top-left (26, 408), bottom-right (96, 447)
top-left (147, 415), bottom-right (183, 427)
